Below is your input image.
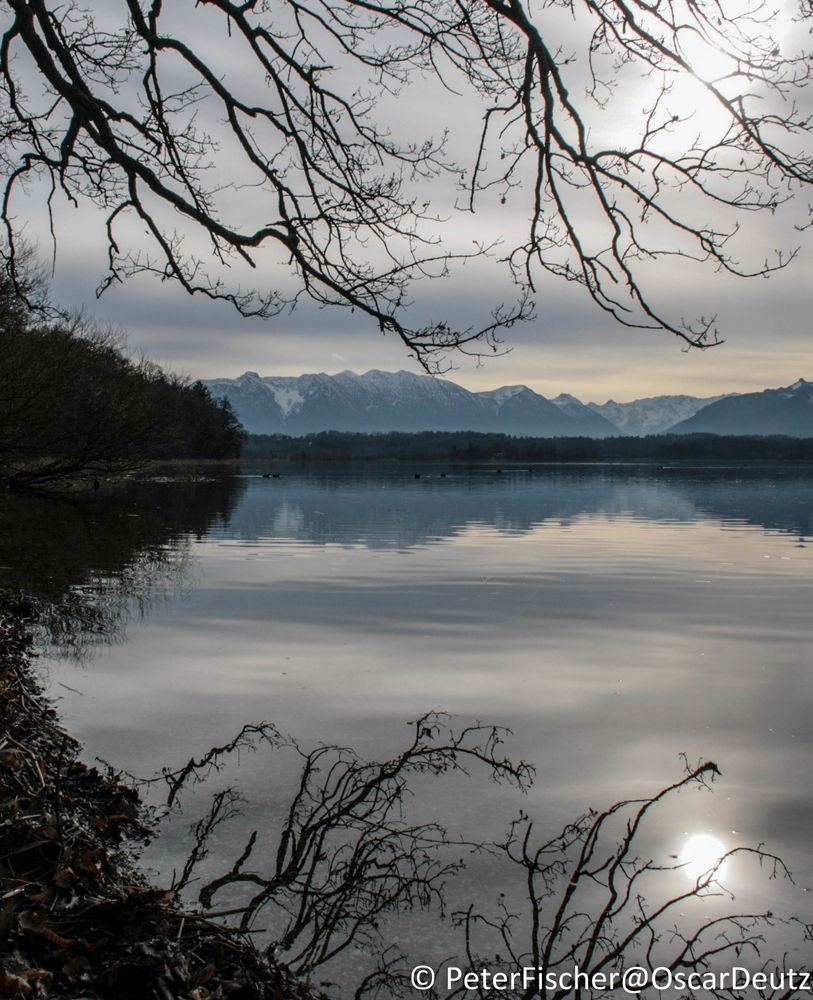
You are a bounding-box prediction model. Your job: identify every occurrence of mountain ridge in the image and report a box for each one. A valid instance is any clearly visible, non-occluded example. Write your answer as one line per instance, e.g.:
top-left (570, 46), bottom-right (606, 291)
top-left (203, 369), bottom-right (617, 437)
top-left (201, 370), bottom-right (813, 438)
top-left (587, 392), bottom-right (733, 436)
top-left (670, 379), bottom-right (813, 436)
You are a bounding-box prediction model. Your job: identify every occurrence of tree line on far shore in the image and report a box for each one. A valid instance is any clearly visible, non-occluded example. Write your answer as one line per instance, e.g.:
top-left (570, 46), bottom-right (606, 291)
top-left (0, 271), bottom-right (245, 488)
top-left (243, 429), bottom-right (813, 463)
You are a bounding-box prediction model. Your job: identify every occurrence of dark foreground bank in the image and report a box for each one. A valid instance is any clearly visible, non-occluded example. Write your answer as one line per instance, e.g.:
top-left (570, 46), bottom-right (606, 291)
top-left (0, 607), bottom-right (320, 1000)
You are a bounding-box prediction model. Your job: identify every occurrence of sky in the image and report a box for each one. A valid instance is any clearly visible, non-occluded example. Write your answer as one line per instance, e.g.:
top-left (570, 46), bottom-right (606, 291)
top-left (11, 0), bottom-right (813, 404)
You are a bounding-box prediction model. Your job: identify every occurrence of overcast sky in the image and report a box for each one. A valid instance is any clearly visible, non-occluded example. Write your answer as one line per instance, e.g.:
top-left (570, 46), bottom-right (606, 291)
top-left (15, 0), bottom-right (813, 403)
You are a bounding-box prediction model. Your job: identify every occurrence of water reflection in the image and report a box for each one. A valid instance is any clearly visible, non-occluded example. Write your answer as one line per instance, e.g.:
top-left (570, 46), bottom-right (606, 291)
top-left (7, 465), bottom-right (811, 665)
top-left (0, 477), bottom-right (245, 657)
top-left (226, 465), bottom-right (813, 548)
top-left (5, 467), bottom-right (813, 604)
top-left (5, 466), bottom-right (812, 994)
top-left (680, 831), bottom-right (729, 882)
top-left (153, 716), bottom-right (801, 999)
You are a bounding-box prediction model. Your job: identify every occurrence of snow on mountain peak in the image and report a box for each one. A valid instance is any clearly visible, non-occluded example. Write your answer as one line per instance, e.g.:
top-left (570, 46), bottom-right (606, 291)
top-left (479, 384), bottom-right (529, 405)
top-left (268, 386), bottom-right (304, 416)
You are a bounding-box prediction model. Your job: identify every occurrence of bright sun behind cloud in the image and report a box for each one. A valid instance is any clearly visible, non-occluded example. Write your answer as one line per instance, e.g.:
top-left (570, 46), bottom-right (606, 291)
top-left (678, 29), bottom-right (740, 84)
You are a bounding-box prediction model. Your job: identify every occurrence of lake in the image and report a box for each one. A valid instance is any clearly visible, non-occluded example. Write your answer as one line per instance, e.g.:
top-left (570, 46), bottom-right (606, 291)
top-left (5, 464), bottom-right (812, 993)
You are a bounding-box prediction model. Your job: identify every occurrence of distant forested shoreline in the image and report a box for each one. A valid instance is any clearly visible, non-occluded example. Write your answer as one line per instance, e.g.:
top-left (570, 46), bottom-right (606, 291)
top-left (244, 430), bottom-right (813, 463)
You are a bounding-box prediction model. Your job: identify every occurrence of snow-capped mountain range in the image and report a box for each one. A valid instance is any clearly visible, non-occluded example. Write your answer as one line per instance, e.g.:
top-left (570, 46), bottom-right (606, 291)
top-left (587, 393), bottom-right (731, 436)
top-left (201, 370), bottom-right (813, 438)
top-left (203, 370), bottom-right (616, 436)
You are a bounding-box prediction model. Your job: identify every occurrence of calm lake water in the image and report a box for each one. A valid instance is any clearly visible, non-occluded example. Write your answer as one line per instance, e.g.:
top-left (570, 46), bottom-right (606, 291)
top-left (5, 464), bottom-right (812, 990)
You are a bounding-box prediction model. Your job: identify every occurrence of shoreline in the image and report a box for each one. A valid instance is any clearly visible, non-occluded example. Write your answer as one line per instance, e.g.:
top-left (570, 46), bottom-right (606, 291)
top-left (0, 606), bottom-right (318, 1000)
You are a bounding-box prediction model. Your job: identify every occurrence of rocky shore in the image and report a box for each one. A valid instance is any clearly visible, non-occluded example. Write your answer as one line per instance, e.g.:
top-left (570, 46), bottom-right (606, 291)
top-left (0, 607), bottom-right (320, 1000)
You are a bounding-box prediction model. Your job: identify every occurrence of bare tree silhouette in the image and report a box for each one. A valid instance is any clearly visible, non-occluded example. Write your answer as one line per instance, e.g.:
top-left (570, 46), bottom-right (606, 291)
top-left (452, 759), bottom-right (809, 999)
top-left (158, 713), bottom-right (532, 987)
top-left (2, 2), bottom-right (812, 368)
top-left (161, 718), bottom-right (810, 999)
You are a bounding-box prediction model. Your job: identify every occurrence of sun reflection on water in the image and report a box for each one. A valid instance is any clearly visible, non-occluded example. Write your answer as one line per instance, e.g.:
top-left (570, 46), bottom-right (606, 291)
top-left (680, 833), bottom-right (728, 883)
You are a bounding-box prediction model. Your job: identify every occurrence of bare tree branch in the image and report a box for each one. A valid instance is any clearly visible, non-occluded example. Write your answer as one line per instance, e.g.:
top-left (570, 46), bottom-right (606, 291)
top-left (164, 712), bottom-right (532, 983)
top-left (1, 1), bottom-right (811, 367)
top-left (164, 721), bottom-right (808, 1000)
